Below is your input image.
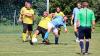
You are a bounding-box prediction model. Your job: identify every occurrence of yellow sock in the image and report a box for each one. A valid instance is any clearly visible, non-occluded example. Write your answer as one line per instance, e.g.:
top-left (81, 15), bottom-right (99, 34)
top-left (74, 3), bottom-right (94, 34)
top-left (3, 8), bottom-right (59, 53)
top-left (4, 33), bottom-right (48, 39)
top-left (32, 34), bottom-right (37, 39)
top-left (22, 33), bottom-right (27, 41)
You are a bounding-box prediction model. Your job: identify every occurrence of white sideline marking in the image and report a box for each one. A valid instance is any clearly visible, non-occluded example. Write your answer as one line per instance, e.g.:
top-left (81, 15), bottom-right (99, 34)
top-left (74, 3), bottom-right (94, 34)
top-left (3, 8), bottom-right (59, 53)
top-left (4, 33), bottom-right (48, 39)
top-left (0, 51), bottom-right (47, 53)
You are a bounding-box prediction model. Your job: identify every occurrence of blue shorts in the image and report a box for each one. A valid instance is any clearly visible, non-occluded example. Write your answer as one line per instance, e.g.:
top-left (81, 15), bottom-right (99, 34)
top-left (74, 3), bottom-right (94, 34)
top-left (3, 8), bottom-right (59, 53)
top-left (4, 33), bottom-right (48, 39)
top-left (78, 26), bottom-right (91, 39)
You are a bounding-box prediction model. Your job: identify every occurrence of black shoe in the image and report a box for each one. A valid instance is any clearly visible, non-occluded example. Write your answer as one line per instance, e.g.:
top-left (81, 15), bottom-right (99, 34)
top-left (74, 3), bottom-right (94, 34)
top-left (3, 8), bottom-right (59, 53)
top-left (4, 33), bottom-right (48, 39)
top-left (55, 43), bottom-right (58, 44)
top-left (29, 40), bottom-right (33, 45)
top-left (23, 40), bottom-right (28, 42)
top-left (81, 49), bottom-right (85, 55)
top-left (45, 39), bottom-right (50, 45)
top-left (42, 40), bottom-right (46, 44)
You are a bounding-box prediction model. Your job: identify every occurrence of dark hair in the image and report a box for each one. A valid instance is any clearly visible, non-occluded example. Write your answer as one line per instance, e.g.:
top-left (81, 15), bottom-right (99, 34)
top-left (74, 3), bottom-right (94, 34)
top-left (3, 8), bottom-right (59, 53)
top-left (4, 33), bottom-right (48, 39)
top-left (81, 1), bottom-right (88, 3)
top-left (25, 0), bottom-right (32, 4)
top-left (75, 2), bottom-right (81, 7)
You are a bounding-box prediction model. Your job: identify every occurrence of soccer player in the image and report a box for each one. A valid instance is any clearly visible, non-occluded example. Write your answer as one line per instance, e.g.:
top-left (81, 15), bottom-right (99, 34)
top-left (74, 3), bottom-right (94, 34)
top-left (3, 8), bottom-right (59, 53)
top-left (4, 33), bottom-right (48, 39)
top-left (71, 2), bottom-right (81, 42)
top-left (44, 16), bottom-right (68, 44)
top-left (19, 1), bottom-right (34, 42)
top-left (55, 7), bottom-right (65, 35)
top-left (30, 11), bottom-right (52, 45)
top-left (76, 1), bottom-right (96, 55)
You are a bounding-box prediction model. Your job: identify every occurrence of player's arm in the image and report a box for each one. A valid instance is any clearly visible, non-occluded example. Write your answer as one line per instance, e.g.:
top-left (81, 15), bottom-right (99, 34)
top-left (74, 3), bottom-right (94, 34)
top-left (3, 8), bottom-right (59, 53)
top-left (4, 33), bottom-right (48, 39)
top-left (71, 9), bottom-right (75, 25)
top-left (92, 11), bottom-right (96, 32)
top-left (18, 8), bottom-right (24, 22)
top-left (63, 16), bottom-right (68, 32)
top-left (76, 12), bottom-right (80, 32)
top-left (63, 22), bottom-right (68, 32)
top-left (25, 10), bottom-right (34, 20)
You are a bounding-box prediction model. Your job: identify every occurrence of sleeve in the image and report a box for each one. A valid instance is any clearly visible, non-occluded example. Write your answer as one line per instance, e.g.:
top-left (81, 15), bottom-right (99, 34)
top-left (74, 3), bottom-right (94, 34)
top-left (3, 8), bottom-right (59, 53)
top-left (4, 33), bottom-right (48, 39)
top-left (31, 9), bottom-right (34, 15)
top-left (63, 22), bottom-right (67, 29)
top-left (72, 8), bottom-right (75, 15)
top-left (61, 12), bottom-right (65, 16)
top-left (91, 11), bottom-right (96, 21)
top-left (19, 8), bottom-right (24, 19)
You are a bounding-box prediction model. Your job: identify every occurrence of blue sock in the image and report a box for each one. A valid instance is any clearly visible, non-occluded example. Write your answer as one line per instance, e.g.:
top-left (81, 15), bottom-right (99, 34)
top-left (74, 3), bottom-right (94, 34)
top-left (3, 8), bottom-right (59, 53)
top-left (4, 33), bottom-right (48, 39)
top-left (80, 41), bottom-right (84, 51)
top-left (55, 36), bottom-right (59, 44)
top-left (85, 41), bottom-right (89, 53)
top-left (44, 32), bottom-right (49, 40)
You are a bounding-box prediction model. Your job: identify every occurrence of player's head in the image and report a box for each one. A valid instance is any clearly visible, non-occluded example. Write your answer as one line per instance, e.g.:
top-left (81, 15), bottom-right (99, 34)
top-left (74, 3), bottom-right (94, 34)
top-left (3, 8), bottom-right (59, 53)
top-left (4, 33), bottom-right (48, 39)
top-left (82, 1), bottom-right (89, 8)
top-left (43, 11), bottom-right (49, 17)
top-left (56, 7), bottom-right (61, 13)
top-left (77, 2), bottom-right (81, 9)
top-left (25, 1), bottom-right (32, 9)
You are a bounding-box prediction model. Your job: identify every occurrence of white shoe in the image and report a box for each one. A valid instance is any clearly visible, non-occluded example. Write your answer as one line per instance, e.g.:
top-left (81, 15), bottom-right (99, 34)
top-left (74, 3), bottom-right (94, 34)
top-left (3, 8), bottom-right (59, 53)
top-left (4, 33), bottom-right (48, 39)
top-left (76, 38), bottom-right (80, 42)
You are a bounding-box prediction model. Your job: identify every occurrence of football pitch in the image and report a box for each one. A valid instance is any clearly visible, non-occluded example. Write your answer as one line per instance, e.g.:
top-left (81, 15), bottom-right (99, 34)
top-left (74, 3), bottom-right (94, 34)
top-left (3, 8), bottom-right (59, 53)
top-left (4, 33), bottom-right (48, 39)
top-left (0, 25), bottom-right (100, 56)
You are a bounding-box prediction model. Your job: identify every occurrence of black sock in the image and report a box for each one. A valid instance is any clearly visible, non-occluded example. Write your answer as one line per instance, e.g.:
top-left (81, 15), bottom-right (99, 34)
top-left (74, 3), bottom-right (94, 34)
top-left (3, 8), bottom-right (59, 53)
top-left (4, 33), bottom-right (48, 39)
top-left (85, 41), bottom-right (89, 53)
top-left (80, 41), bottom-right (84, 51)
top-left (55, 37), bottom-right (59, 44)
top-left (74, 32), bottom-right (78, 38)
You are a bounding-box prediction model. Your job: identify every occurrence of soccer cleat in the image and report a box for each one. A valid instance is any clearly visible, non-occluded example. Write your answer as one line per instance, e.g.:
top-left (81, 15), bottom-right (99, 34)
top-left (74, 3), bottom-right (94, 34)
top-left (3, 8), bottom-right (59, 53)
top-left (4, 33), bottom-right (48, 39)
top-left (84, 52), bottom-right (89, 55)
top-left (42, 40), bottom-right (46, 44)
top-left (76, 38), bottom-right (80, 42)
top-left (81, 49), bottom-right (85, 55)
top-left (45, 39), bottom-right (50, 45)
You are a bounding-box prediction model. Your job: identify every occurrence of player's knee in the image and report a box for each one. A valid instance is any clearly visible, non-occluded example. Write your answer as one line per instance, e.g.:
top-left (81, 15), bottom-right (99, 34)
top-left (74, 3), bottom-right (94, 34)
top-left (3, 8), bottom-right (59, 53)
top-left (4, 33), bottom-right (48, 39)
top-left (23, 30), bottom-right (27, 33)
top-left (34, 30), bottom-right (39, 35)
top-left (79, 39), bottom-right (84, 42)
top-left (86, 39), bottom-right (89, 42)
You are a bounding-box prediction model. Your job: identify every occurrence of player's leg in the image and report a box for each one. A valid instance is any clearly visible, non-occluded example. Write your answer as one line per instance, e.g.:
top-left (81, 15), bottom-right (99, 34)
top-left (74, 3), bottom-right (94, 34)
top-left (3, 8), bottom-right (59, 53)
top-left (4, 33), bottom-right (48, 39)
top-left (32, 30), bottom-right (39, 39)
top-left (28, 24), bottom-right (33, 40)
top-left (58, 27), bottom-right (61, 35)
top-left (84, 27), bottom-right (91, 54)
top-left (78, 26), bottom-right (85, 54)
top-left (74, 23), bottom-right (79, 42)
top-left (30, 26), bottom-right (40, 45)
top-left (22, 23), bottom-right (28, 42)
top-left (41, 28), bottom-right (48, 44)
top-left (44, 23), bottom-right (54, 40)
top-left (53, 28), bottom-right (59, 44)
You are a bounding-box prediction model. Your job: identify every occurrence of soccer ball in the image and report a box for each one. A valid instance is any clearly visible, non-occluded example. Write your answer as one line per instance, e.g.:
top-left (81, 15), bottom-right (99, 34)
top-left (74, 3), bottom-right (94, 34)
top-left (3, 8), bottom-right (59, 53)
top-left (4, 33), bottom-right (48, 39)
top-left (32, 38), bottom-right (38, 43)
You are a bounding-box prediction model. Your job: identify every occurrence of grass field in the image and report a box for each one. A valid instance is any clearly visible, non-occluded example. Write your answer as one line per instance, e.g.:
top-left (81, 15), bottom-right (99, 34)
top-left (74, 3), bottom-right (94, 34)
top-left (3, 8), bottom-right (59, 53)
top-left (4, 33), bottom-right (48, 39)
top-left (0, 24), bottom-right (100, 56)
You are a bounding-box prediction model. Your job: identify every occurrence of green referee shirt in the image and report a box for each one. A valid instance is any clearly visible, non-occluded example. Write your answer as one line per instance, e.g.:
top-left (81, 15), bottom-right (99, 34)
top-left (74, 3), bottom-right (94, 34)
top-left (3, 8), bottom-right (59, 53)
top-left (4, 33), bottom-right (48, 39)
top-left (77, 8), bottom-right (95, 27)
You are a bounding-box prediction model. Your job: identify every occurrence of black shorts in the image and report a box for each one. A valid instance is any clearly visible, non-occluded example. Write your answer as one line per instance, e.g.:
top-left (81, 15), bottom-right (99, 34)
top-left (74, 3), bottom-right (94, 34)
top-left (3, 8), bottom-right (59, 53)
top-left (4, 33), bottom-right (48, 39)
top-left (23, 23), bottom-right (33, 33)
top-left (78, 26), bottom-right (91, 39)
top-left (36, 26), bottom-right (47, 38)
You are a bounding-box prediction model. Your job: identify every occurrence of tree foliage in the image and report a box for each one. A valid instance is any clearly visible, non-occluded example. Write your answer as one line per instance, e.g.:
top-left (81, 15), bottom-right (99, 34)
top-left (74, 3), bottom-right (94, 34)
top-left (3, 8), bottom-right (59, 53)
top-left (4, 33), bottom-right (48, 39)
top-left (0, 0), bottom-right (100, 23)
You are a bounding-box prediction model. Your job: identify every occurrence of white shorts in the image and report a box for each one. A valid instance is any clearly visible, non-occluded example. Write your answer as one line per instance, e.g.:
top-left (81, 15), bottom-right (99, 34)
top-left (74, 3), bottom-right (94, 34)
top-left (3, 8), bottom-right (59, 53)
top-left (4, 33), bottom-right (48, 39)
top-left (74, 22), bottom-right (77, 28)
top-left (48, 22), bottom-right (58, 33)
top-left (53, 28), bottom-right (58, 33)
top-left (48, 22), bottom-right (55, 29)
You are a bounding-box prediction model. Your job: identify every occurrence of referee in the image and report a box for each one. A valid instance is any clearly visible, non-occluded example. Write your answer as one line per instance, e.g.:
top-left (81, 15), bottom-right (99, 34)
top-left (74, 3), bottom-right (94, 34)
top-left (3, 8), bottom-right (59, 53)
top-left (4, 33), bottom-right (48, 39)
top-left (76, 1), bottom-right (96, 55)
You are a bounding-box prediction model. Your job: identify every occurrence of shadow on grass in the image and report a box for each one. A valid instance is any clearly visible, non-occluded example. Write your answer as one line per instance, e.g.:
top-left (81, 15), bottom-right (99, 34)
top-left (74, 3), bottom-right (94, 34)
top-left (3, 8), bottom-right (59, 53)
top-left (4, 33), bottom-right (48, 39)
top-left (76, 52), bottom-right (92, 56)
top-left (38, 42), bottom-right (68, 45)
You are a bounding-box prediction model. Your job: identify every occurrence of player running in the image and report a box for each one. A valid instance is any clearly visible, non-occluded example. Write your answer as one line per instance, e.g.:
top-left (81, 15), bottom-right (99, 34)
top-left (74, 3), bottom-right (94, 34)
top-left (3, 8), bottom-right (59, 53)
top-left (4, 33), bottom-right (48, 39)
top-left (44, 16), bottom-right (68, 44)
top-left (71, 2), bottom-right (81, 42)
top-left (19, 1), bottom-right (34, 42)
top-left (30, 11), bottom-right (52, 45)
top-left (76, 1), bottom-right (96, 55)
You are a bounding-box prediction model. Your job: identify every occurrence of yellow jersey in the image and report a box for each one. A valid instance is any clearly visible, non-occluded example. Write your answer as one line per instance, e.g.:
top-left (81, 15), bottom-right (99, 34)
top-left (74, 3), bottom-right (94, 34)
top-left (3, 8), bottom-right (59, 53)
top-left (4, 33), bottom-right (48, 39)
top-left (55, 12), bottom-right (64, 17)
top-left (38, 16), bottom-right (51, 29)
top-left (20, 7), bottom-right (34, 24)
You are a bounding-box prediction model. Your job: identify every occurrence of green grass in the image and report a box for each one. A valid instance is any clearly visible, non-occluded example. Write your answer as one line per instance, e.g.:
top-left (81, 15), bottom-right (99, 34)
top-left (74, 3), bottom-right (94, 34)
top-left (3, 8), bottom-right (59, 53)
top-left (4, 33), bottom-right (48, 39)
top-left (0, 24), bottom-right (100, 56)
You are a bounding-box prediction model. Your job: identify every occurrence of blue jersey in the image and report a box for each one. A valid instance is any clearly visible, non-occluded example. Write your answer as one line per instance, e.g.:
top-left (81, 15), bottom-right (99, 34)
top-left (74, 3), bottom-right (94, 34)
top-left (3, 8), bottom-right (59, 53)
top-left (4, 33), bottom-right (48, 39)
top-left (51, 16), bottom-right (66, 28)
top-left (72, 7), bottom-right (80, 23)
